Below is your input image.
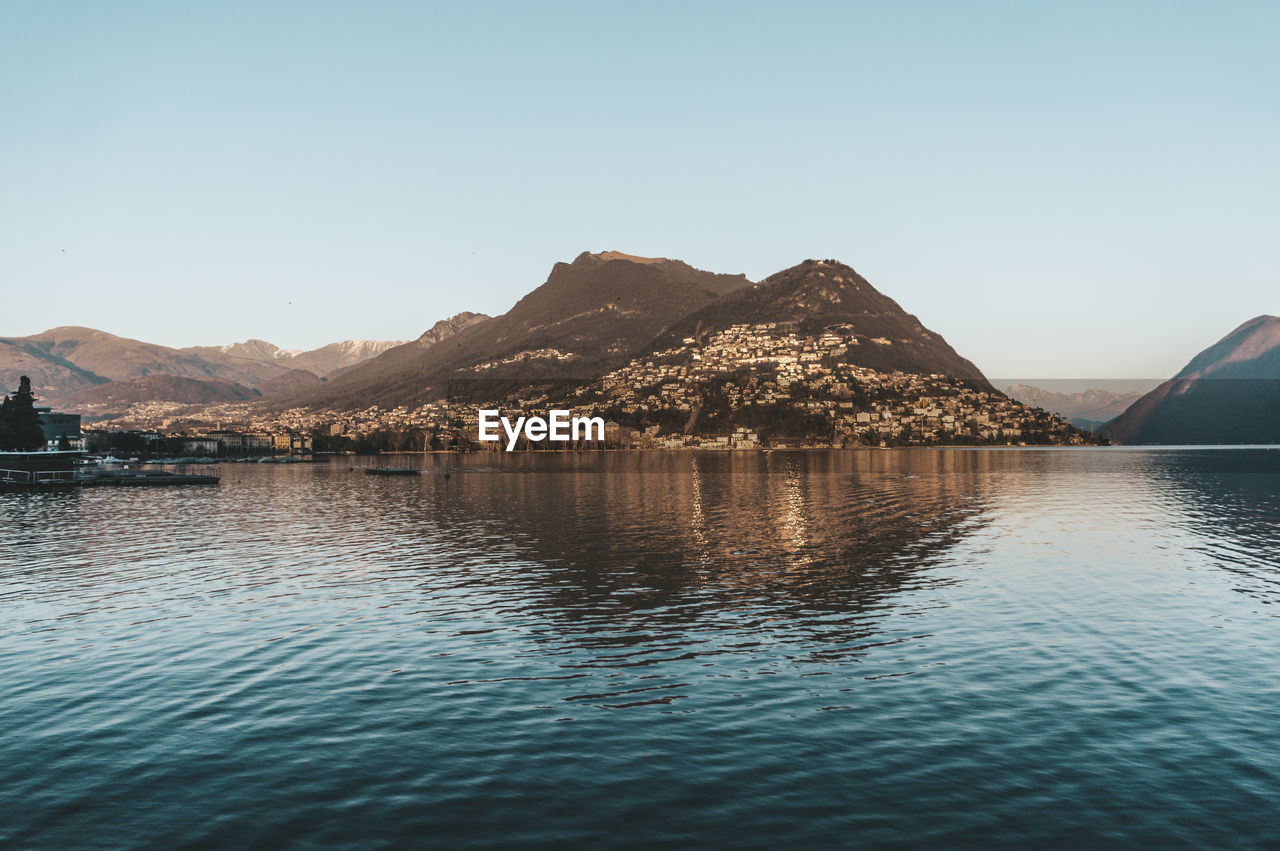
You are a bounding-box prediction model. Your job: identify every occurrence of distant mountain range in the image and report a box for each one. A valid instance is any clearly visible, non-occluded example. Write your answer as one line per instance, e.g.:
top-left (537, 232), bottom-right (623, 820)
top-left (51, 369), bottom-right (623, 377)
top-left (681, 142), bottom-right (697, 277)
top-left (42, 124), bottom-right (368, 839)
top-left (1101, 316), bottom-right (1280, 444)
top-left (10, 251), bottom-right (1271, 447)
top-left (0, 326), bottom-right (412, 410)
top-left (1, 252), bottom-right (1093, 449)
top-left (184, 338), bottom-right (408, 377)
top-left (1002, 383), bottom-right (1145, 430)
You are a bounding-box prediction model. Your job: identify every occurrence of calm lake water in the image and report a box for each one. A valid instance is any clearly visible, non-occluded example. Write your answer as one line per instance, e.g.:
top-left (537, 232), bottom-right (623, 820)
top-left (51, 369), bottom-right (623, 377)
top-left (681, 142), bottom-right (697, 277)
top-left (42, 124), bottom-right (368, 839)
top-left (3, 448), bottom-right (1280, 847)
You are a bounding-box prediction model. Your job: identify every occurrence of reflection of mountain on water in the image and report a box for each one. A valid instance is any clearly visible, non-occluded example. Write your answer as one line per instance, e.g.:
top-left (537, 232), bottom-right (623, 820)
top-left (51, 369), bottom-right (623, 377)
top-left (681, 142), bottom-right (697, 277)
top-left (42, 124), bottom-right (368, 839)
top-left (415, 451), bottom-right (997, 665)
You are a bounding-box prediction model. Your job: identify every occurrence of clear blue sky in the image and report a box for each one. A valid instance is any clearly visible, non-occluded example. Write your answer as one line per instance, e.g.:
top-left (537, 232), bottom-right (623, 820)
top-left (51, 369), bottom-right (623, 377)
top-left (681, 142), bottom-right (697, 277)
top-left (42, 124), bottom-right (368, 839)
top-left (2, 1), bottom-right (1276, 379)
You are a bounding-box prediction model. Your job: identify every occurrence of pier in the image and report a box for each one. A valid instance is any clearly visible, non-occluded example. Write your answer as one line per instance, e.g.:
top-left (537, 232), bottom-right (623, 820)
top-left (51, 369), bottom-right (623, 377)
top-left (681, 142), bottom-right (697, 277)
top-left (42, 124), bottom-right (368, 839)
top-left (0, 451), bottom-right (220, 491)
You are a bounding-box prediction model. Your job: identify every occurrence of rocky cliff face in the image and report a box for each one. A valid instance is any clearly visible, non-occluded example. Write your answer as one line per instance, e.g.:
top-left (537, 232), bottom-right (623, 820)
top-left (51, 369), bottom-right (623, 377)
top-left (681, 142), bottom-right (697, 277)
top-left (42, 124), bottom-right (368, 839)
top-left (415, 312), bottom-right (491, 347)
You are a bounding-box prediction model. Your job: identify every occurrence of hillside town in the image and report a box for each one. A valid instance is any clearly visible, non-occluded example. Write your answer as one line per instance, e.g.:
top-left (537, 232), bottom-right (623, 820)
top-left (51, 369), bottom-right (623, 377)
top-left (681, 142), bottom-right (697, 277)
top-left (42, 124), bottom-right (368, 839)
top-left (568, 322), bottom-right (1092, 448)
top-left (55, 320), bottom-right (1093, 455)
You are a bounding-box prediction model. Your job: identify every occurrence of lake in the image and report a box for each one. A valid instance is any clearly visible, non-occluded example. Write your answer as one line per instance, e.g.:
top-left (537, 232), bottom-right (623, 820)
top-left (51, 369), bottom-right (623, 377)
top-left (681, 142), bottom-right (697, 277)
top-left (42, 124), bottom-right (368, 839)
top-left (3, 448), bottom-right (1280, 847)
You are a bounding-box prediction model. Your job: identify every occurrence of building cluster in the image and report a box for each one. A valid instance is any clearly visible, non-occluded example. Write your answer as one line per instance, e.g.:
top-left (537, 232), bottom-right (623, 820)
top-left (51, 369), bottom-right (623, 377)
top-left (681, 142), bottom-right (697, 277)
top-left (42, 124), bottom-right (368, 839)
top-left (566, 323), bottom-right (1092, 448)
top-left (267, 403), bottom-right (458, 447)
top-left (470, 348), bottom-right (577, 371)
top-left (82, 422), bottom-right (314, 458)
top-left (188, 431), bottom-right (314, 456)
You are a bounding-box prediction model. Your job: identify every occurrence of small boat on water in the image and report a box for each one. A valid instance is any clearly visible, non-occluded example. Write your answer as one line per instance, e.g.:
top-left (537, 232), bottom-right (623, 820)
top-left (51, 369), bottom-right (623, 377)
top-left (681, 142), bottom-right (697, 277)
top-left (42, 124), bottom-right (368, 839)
top-left (365, 467), bottom-right (420, 476)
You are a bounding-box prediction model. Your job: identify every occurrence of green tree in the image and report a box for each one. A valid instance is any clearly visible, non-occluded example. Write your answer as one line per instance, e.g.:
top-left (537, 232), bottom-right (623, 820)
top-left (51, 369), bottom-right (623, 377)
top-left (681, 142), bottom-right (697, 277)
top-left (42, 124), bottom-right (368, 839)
top-left (0, 376), bottom-right (47, 451)
top-left (113, 432), bottom-right (149, 453)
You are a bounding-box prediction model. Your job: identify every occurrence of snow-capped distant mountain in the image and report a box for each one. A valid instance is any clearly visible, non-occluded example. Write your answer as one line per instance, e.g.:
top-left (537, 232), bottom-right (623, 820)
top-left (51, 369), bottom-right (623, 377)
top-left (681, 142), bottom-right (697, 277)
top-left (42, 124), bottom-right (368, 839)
top-left (211, 339), bottom-right (303, 362)
top-left (185, 338), bottom-right (407, 377)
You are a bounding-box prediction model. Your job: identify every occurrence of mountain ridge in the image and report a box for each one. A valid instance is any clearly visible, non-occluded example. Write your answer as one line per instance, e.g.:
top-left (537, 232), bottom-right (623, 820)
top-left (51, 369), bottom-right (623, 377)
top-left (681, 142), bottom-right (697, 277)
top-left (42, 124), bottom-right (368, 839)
top-left (286, 252), bottom-right (753, 410)
top-left (1002, 383), bottom-right (1143, 429)
top-left (537, 258), bottom-right (1092, 448)
top-left (1101, 315), bottom-right (1280, 444)
top-left (0, 326), bottom-right (412, 406)
top-left (183, 337), bottom-right (409, 377)
top-left (648, 259), bottom-right (990, 386)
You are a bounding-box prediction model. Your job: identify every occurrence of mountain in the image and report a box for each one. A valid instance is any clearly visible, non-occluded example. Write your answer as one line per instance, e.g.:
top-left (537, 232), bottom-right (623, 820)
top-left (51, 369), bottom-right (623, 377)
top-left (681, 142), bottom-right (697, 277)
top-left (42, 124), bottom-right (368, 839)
top-left (292, 252), bottom-right (752, 410)
top-left (256, 368), bottom-right (324, 397)
top-left (649, 259), bottom-right (989, 384)
top-left (0, 326), bottom-right (293, 405)
top-left (288, 340), bottom-right (407, 375)
top-left (197, 339), bottom-right (301, 363)
top-left (50, 368), bottom-right (328, 423)
top-left (1003, 383), bottom-right (1143, 430)
top-left (0, 326), bottom-right (414, 408)
top-left (547, 259), bottom-right (1088, 447)
top-left (61, 375), bottom-right (262, 408)
top-left (414, 312), bottom-right (490, 348)
top-left (317, 313), bottom-right (494, 388)
top-left (1101, 316), bottom-right (1280, 444)
top-left (0, 333), bottom-right (109, 401)
top-left (183, 337), bottom-right (408, 377)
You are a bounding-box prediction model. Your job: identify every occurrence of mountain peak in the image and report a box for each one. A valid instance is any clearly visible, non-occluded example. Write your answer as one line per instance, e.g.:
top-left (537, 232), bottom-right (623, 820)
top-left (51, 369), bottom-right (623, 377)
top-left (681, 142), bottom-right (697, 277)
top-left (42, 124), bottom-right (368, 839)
top-left (43, 325), bottom-right (103, 335)
top-left (1175, 314), bottom-right (1280, 380)
top-left (1231, 314), bottom-right (1280, 332)
top-left (571, 250), bottom-right (678, 267)
top-left (595, 250), bottom-right (670, 265)
top-left (650, 258), bottom-right (988, 385)
top-left (36, 326), bottom-right (132, 342)
top-left (292, 254), bottom-right (753, 409)
top-left (218, 339), bottom-right (300, 360)
top-left (791, 257), bottom-right (858, 272)
top-left (768, 258), bottom-right (866, 280)
top-left (753, 259), bottom-right (874, 302)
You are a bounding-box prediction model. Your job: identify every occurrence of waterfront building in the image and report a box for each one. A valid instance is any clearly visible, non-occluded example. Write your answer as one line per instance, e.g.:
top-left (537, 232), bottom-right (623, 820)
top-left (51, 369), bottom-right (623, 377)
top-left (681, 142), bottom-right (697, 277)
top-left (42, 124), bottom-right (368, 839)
top-left (34, 407), bottom-right (84, 451)
top-left (182, 437), bottom-right (220, 456)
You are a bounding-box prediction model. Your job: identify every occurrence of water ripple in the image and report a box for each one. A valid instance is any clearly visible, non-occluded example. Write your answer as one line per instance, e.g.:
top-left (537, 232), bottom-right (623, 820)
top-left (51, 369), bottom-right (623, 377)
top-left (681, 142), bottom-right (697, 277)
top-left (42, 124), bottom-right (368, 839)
top-left (3, 449), bottom-right (1280, 846)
